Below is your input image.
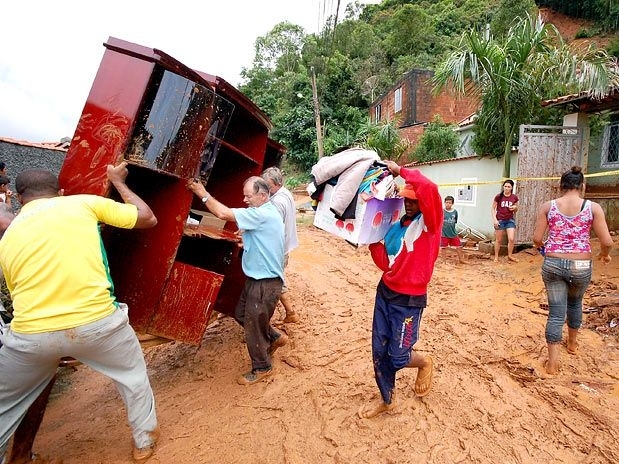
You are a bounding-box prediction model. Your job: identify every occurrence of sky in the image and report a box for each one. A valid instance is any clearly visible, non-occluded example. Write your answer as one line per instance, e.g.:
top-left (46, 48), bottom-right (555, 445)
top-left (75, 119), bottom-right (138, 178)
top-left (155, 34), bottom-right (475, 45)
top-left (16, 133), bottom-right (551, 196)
top-left (0, 0), bottom-right (379, 143)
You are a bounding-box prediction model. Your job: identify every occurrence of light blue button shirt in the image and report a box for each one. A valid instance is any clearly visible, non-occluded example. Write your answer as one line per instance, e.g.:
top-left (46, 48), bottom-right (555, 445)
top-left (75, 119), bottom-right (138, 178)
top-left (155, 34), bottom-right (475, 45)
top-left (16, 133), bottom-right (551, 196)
top-left (232, 202), bottom-right (284, 280)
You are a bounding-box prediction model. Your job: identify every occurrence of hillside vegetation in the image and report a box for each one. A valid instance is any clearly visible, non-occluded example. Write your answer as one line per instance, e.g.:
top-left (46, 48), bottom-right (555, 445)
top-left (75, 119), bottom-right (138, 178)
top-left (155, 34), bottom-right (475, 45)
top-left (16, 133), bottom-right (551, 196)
top-left (239, 0), bottom-right (618, 174)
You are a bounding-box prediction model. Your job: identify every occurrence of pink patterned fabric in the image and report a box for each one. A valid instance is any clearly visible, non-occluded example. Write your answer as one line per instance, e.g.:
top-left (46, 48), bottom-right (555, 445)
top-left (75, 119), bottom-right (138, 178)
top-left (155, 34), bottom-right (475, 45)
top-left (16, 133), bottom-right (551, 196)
top-left (545, 200), bottom-right (593, 253)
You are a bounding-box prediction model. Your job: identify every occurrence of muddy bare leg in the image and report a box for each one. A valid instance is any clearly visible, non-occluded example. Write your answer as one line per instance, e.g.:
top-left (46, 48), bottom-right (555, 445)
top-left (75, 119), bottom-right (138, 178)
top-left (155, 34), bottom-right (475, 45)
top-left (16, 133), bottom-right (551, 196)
top-left (280, 292), bottom-right (298, 323)
top-left (567, 328), bottom-right (578, 355)
top-left (546, 343), bottom-right (560, 375)
top-left (494, 230), bottom-right (504, 262)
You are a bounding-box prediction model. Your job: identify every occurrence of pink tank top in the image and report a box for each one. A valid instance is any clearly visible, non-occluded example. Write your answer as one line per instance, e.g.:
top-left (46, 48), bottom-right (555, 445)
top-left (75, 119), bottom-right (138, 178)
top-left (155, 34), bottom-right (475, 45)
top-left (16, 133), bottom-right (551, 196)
top-left (545, 200), bottom-right (592, 254)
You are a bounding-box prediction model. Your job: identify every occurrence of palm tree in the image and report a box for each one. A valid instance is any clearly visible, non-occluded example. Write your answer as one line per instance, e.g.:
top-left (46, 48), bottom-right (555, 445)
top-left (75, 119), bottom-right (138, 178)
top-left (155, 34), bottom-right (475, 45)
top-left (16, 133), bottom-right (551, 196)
top-left (355, 117), bottom-right (411, 162)
top-left (432, 14), bottom-right (619, 177)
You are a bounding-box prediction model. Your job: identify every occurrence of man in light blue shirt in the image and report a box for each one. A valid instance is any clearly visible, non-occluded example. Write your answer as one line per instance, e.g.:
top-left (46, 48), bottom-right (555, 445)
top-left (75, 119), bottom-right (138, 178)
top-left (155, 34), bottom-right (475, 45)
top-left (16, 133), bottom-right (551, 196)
top-left (188, 176), bottom-right (287, 385)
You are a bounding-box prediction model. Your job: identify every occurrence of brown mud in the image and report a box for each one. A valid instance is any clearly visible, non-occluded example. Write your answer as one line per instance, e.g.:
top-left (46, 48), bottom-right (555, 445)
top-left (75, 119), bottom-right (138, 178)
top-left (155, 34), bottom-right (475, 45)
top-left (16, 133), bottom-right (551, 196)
top-left (33, 210), bottom-right (619, 463)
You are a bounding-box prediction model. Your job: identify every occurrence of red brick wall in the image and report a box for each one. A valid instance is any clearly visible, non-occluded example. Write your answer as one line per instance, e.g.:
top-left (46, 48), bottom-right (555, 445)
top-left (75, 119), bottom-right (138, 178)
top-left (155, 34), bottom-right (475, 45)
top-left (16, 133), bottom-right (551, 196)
top-left (371, 69), bottom-right (479, 150)
top-left (399, 125), bottom-right (425, 147)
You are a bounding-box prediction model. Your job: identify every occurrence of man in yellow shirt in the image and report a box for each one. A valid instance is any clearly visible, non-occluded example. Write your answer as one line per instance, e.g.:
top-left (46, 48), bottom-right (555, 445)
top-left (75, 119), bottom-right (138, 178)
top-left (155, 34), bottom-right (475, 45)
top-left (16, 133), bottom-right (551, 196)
top-left (0, 162), bottom-right (159, 463)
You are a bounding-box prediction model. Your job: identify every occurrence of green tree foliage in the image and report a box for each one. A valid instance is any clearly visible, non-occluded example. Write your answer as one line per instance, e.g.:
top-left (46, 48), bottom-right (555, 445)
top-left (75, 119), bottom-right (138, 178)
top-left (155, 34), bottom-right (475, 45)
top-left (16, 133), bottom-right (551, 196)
top-left (356, 117), bottom-right (411, 161)
top-left (608, 37), bottom-right (619, 59)
top-left (272, 100), bottom-right (317, 172)
top-left (381, 5), bottom-right (436, 60)
top-left (413, 115), bottom-right (460, 162)
top-left (490, 0), bottom-right (537, 37)
top-left (470, 110), bottom-right (505, 159)
top-left (433, 14), bottom-right (619, 177)
top-left (239, 1), bottom-right (617, 174)
top-left (252, 22), bottom-right (305, 74)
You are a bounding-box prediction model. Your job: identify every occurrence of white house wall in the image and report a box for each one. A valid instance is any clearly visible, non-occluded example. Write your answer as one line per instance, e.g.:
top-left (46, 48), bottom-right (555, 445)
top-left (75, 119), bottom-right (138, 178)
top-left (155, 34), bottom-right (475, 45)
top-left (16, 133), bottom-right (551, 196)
top-left (412, 153), bottom-right (519, 239)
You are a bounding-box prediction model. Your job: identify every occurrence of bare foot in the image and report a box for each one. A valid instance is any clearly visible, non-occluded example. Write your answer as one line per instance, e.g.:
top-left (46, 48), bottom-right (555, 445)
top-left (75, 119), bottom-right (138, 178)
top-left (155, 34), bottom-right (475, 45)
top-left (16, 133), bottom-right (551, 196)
top-left (493, 258), bottom-right (499, 263)
top-left (544, 359), bottom-right (559, 376)
top-left (414, 356), bottom-right (434, 397)
top-left (283, 311), bottom-right (299, 323)
top-left (268, 332), bottom-right (289, 356)
top-left (358, 399), bottom-right (395, 418)
top-left (537, 360), bottom-right (557, 379)
top-left (507, 256), bottom-right (519, 263)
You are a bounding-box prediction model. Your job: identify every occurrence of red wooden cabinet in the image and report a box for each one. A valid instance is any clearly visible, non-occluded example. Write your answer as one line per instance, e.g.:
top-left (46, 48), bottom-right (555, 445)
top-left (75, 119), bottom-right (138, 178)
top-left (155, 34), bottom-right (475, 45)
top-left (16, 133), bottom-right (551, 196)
top-left (58, 37), bottom-right (285, 345)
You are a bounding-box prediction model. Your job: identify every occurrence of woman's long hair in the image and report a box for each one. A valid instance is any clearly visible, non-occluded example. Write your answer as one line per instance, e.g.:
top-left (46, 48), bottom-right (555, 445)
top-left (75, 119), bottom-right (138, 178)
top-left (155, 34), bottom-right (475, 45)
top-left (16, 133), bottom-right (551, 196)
top-left (498, 179), bottom-right (514, 198)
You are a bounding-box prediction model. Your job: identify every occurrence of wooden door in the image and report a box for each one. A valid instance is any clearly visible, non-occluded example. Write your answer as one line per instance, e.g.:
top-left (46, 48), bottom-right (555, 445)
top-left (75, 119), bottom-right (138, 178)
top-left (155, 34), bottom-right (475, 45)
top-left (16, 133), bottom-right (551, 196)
top-left (516, 125), bottom-right (584, 244)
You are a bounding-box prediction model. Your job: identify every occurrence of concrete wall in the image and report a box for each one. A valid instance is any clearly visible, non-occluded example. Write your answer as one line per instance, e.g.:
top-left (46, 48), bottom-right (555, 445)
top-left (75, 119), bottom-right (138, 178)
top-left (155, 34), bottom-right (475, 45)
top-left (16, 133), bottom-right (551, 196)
top-left (412, 153), bottom-right (519, 239)
top-left (0, 139), bottom-right (67, 210)
top-left (414, 148), bottom-right (619, 238)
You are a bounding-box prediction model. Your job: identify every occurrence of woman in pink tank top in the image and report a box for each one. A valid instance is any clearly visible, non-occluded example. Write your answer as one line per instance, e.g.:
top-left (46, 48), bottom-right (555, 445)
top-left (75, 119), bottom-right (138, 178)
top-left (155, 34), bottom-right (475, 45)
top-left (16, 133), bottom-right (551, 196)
top-left (532, 166), bottom-right (613, 376)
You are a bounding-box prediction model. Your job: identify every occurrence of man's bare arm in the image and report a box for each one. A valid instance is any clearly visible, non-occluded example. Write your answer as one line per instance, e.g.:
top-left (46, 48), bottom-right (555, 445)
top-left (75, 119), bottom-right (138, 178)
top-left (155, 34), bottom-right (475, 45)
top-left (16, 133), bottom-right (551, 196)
top-left (186, 179), bottom-right (235, 223)
top-left (107, 162), bottom-right (157, 229)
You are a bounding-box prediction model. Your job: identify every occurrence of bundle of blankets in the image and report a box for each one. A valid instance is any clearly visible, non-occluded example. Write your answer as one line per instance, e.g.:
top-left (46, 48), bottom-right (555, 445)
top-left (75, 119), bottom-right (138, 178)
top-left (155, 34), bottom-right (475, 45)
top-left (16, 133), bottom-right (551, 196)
top-left (307, 147), bottom-right (397, 220)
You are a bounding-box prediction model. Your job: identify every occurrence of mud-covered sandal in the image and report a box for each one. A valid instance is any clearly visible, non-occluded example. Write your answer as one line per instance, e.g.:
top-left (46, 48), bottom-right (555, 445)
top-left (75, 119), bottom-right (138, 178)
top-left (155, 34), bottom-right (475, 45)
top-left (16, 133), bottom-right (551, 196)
top-left (132, 427), bottom-right (160, 462)
top-left (237, 368), bottom-right (273, 385)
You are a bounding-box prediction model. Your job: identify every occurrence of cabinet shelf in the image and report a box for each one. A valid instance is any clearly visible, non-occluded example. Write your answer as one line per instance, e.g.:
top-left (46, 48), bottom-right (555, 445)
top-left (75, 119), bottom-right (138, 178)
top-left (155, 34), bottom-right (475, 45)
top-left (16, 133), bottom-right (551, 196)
top-left (59, 36), bottom-right (285, 346)
top-left (215, 138), bottom-right (259, 164)
top-left (182, 224), bottom-right (240, 242)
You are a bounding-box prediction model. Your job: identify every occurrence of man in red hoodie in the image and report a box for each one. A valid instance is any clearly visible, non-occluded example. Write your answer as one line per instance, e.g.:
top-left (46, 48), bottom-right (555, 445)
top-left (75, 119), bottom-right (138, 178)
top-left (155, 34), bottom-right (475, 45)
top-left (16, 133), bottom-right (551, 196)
top-left (359, 161), bottom-right (443, 418)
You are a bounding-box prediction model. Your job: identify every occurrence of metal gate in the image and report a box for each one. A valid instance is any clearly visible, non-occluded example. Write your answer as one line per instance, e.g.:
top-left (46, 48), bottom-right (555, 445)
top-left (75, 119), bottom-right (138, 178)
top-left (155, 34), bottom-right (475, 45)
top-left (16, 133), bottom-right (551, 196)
top-left (515, 125), bottom-right (584, 244)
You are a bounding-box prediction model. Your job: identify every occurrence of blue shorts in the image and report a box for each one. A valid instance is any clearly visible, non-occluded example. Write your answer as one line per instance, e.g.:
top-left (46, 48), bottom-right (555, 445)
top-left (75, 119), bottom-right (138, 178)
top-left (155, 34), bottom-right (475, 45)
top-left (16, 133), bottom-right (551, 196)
top-left (497, 219), bottom-right (515, 230)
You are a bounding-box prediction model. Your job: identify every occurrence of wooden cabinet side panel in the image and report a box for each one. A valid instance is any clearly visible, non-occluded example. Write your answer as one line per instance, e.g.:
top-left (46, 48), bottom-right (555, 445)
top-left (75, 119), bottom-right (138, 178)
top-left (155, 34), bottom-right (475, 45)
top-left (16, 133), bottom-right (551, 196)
top-left (60, 49), bottom-right (154, 195)
top-left (148, 262), bottom-right (224, 345)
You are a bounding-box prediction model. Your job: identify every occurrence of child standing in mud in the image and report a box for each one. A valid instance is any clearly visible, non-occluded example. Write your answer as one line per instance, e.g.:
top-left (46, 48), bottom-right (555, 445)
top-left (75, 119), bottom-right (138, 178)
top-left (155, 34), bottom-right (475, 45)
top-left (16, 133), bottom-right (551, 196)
top-left (441, 195), bottom-right (466, 264)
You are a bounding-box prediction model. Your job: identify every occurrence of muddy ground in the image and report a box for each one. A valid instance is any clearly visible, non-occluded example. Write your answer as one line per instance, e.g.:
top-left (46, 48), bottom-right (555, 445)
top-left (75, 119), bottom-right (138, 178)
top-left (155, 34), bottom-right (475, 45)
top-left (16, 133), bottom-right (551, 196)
top-left (30, 207), bottom-right (619, 464)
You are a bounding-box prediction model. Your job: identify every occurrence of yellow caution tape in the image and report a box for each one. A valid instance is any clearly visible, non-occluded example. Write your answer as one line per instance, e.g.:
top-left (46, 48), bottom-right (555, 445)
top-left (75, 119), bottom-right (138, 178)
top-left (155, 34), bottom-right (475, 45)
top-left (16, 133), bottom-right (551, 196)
top-left (437, 169), bottom-right (619, 188)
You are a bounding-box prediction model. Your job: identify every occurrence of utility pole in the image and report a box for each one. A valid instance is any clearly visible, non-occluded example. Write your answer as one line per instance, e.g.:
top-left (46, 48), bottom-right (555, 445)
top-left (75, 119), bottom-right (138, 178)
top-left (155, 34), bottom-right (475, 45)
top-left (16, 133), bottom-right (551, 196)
top-left (311, 66), bottom-right (324, 159)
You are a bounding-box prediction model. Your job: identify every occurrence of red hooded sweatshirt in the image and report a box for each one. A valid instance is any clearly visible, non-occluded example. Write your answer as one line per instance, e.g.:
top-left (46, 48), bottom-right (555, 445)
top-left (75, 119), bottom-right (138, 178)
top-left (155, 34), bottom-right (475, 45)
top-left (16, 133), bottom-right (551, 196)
top-left (369, 168), bottom-right (443, 296)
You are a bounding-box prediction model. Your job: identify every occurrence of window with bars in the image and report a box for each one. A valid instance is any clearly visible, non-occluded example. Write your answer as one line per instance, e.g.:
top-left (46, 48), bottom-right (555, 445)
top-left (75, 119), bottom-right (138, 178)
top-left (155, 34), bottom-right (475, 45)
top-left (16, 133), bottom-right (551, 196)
top-left (601, 121), bottom-right (619, 167)
top-left (394, 87), bottom-right (402, 113)
top-left (374, 104), bottom-right (381, 122)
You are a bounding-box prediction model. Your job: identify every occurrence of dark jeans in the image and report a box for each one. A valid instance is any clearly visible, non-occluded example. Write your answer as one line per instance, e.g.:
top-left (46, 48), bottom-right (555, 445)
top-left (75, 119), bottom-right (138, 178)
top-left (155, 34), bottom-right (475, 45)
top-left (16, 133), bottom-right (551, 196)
top-left (235, 277), bottom-right (283, 371)
top-left (542, 257), bottom-right (592, 344)
top-left (371, 289), bottom-right (424, 404)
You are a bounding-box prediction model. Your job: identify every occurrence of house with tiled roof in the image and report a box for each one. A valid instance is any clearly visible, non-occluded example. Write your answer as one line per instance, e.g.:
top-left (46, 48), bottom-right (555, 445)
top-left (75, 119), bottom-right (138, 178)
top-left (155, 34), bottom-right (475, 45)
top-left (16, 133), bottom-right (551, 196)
top-left (542, 86), bottom-right (619, 229)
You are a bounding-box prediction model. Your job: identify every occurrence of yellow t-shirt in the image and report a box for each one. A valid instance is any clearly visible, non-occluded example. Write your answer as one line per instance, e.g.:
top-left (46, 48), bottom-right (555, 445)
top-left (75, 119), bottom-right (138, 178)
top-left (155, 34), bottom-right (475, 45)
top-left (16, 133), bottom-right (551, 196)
top-left (0, 195), bottom-right (138, 333)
